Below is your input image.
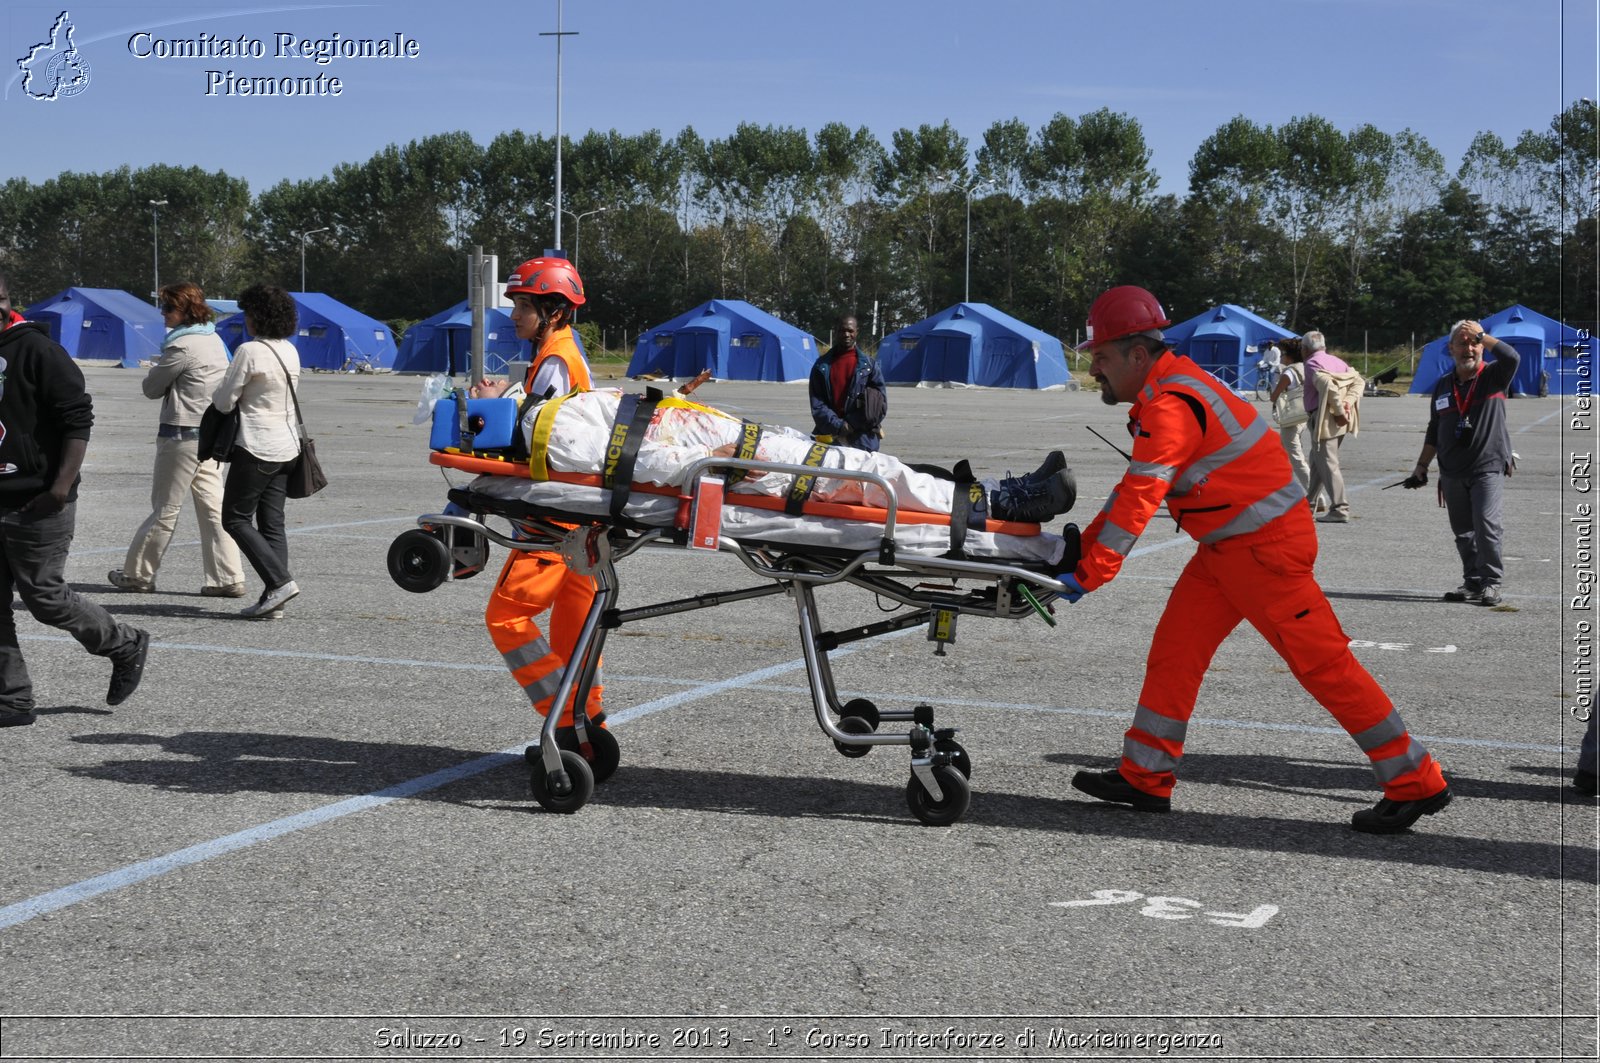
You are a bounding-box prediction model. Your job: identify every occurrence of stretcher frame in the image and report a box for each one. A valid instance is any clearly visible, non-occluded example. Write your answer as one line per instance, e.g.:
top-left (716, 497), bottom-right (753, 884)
top-left (391, 451), bottom-right (1070, 825)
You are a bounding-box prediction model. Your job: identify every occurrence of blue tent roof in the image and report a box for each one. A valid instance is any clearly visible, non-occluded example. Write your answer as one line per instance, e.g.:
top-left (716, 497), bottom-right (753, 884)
top-left (1408, 304), bottom-right (1589, 397)
top-left (217, 292), bottom-right (397, 371)
top-left (22, 287), bottom-right (164, 367)
top-left (1162, 304), bottom-right (1296, 393)
top-left (393, 300), bottom-right (522, 376)
top-left (877, 303), bottom-right (1070, 389)
top-left (627, 300), bottom-right (817, 382)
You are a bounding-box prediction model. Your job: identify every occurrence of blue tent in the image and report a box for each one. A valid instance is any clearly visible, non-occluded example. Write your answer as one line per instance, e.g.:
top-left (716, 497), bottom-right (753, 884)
top-left (1162, 304), bottom-right (1296, 393)
top-left (627, 300), bottom-right (817, 381)
top-left (22, 287), bottom-right (164, 367)
top-left (1408, 305), bottom-right (1589, 397)
top-left (392, 300), bottom-right (522, 376)
top-left (876, 303), bottom-right (1070, 389)
top-left (217, 292), bottom-right (397, 371)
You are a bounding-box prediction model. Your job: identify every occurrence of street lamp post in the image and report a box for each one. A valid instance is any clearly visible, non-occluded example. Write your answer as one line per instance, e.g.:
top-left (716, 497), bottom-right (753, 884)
top-left (540, 0), bottom-right (579, 252)
top-left (545, 202), bottom-right (609, 266)
top-left (295, 227), bottom-right (330, 292)
top-left (963, 178), bottom-right (992, 303)
top-left (148, 199), bottom-right (168, 303)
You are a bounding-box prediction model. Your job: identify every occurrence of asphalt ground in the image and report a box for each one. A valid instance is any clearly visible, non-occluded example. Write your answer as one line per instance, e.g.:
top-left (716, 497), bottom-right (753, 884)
top-left (0, 365), bottom-right (1595, 1062)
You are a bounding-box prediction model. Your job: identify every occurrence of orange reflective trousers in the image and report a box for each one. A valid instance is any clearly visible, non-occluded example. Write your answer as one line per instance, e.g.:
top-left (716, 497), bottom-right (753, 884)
top-left (485, 549), bottom-right (603, 726)
top-left (1119, 512), bottom-right (1445, 803)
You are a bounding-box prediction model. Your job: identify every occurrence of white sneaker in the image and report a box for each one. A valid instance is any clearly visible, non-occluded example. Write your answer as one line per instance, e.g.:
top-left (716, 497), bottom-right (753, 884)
top-left (241, 580), bottom-right (299, 618)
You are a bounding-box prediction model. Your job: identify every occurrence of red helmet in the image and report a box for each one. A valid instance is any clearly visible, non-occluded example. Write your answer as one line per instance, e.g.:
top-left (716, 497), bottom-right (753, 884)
top-left (505, 257), bottom-right (586, 306)
top-left (1079, 285), bottom-right (1171, 350)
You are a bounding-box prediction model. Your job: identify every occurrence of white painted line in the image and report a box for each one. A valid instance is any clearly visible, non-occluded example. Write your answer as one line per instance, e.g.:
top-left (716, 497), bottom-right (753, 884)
top-left (0, 634), bottom-right (902, 933)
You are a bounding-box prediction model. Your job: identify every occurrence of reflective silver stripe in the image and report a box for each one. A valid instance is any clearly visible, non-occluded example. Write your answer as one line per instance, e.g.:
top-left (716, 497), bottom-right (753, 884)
top-left (1370, 741), bottom-right (1426, 784)
top-left (1122, 735), bottom-right (1180, 773)
top-left (1353, 710), bottom-right (1408, 753)
top-left (502, 637), bottom-right (554, 673)
top-left (1129, 460), bottom-right (1177, 483)
top-left (1099, 486), bottom-right (1120, 516)
top-left (1132, 704), bottom-right (1188, 743)
top-left (1097, 518), bottom-right (1139, 557)
top-left (1198, 482), bottom-right (1306, 543)
top-left (522, 670), bottom-right (564, 704)
top-left (1174, 415), bottom-right (1269, 493)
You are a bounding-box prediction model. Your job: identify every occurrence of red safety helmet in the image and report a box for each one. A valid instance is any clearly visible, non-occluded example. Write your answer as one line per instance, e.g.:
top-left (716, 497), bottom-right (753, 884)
top-left (1079, 285), bottom-right (1171, 350)
top-left (504, 257), bottom-right (586, 306)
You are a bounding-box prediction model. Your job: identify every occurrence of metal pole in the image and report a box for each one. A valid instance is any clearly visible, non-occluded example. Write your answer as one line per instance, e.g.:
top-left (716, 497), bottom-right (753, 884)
top-left (148, 199), bottom-right (167, 303)
top-left (296, 227), bottom-right (329, 293)
top-left (540, 1), bottom-right (579, 253)
top-left (469, 246), bottom-right (485, 387)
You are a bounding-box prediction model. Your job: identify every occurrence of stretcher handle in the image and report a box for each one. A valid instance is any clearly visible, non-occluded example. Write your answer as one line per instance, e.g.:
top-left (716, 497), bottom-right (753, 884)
top-left (680, 455), bottom-right (899, 564)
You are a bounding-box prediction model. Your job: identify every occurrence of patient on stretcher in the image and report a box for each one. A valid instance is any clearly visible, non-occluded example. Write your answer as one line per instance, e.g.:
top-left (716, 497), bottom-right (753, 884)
top-left (504, 387), bottom-right (1076, 523)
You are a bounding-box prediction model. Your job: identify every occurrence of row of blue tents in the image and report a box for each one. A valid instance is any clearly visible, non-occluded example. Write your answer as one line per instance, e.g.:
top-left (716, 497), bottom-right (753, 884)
top-left (20, 286), bottom-right (1589, 395)
top-left (21, 288), bottom-right (398, 371)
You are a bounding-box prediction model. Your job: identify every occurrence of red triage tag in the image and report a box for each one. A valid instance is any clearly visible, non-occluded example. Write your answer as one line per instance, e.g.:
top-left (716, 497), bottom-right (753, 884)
top-left (689, 474), bottom-right (724, 551)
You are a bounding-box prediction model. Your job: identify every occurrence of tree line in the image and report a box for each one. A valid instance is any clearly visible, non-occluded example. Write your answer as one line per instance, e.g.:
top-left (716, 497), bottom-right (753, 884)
top-left (0, 103), bottom-right (1593, 353)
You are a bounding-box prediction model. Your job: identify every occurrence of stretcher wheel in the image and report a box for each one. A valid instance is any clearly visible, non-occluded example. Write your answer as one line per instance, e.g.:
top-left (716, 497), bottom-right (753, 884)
top-left (556, 724), bottom-right (620, 785)
top-left (387, 529), bottom-right (451, 593)
top-left (936, 737), bottom-right (973, 779)
top-left (841, 698), bottom-right (881, 731)
top-left (833, 715), bottom-right (875, 758)
top-left (906, 765), bottom-right (970, 826)
top-left (529, 748), bottom-right (594, 813)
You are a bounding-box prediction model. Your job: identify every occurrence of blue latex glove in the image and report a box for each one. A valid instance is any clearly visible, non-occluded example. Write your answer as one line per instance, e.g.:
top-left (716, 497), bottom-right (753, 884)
top-left (1058, 573), bottom-right (1088, 604)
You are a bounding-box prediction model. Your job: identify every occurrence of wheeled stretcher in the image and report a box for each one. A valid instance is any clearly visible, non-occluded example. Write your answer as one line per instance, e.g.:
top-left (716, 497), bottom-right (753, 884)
top-left (389, 400), bottom-right (1073, 825)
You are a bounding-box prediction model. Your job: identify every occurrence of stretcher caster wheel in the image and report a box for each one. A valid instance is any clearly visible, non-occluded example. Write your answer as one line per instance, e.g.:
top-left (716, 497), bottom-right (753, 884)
top-left (906, 764), bottom-right (970, 826)
top-left (387, 530), bottom-right (451, 593)
top-left (841, 698), bottom-right (881, 730)
top-left (556, 724), bottom-right (620, 785)
top-left (935, 737), bottom-right (972, 779)
top-left (833, 715), bottom-right (875, 758)
top-left (529, 749), bottom-right (594, 814)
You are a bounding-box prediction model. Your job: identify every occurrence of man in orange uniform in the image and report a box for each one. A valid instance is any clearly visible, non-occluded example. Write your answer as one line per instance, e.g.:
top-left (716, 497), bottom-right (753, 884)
top-left (471, 257), bottom-right (603, 734)
top-left (1062, 286), bottom-right (1451, 833)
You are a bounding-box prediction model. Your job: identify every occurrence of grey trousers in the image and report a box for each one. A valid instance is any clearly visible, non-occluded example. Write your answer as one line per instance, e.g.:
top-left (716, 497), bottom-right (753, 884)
top-left (1441, 468), bottom-right (1505, 588)
top-left (1307, 434), bottom-right (1347, 517)
top-left (1, 501), bottom-right (142, 708)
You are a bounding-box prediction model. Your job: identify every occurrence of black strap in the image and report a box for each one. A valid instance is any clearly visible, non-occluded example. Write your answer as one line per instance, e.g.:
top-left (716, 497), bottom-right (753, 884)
top-left (723, 420), bottom-right (764, 486)
top-left (261, 340), bottom-right (308, 441)
top-left (784, 442), bottom-right (830, 515)
top-left (603, 387), bottom-right (662, 519)
top-left (946, 458), bottom-right (987, 557)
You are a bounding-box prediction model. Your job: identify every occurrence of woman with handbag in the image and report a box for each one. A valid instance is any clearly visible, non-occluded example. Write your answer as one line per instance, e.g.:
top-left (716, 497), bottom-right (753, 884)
top-left (1268, 337), bottom-right (1321, 510)
top-left (109, 282), bottom-right (247, 598)
top-left (211, 284), bottom-right (303, 619)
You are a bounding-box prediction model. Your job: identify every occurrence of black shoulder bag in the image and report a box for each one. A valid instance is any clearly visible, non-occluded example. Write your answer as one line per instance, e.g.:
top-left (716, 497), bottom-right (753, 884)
top-left (264, 342), bottom-right (329, 498)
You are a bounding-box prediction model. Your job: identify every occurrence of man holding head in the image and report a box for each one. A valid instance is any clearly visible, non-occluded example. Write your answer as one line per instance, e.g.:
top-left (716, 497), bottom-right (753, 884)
top-left (809, 314), bottom-right (886, 451)
top-left (1061, 285), bottom-right (1451, 834)
top-left (1401, 319), bottom-right (1520, 606)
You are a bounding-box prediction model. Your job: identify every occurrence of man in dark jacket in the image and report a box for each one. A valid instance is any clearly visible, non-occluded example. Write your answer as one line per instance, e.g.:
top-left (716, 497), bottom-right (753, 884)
top-left (0, 273), bottom-right (149, 727)
top-left (809, 314), bottom-right (886, 452)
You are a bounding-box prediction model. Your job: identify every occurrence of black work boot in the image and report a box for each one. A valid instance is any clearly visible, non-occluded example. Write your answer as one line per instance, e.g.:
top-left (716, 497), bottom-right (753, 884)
top-left (991, 469), bottom-right (1076, 523)
top-left (1350, 787), bottom-right (1452, 834)
top-left (1071, 769), bottom-right (1171, 812)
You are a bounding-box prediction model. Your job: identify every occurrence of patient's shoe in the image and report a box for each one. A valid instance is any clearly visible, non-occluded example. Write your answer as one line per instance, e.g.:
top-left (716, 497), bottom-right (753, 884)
top-left (991, 468), bottom-right (1076, 523)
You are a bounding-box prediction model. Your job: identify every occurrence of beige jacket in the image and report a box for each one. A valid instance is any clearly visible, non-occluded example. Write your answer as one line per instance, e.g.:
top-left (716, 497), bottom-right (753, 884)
top-left (142, 330), bottom-right (231, 427)
top-left (1311, 369), bottom-right (1363, 442)
top-left (213, 338), bottom-right (303, 462)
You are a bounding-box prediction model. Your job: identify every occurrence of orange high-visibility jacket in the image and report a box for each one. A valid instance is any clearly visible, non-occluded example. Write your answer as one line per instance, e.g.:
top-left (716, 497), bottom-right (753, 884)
top-left (525, 326), bottom-right (593, 393)
top-left (1077, 351), bottom-right (1307, 591)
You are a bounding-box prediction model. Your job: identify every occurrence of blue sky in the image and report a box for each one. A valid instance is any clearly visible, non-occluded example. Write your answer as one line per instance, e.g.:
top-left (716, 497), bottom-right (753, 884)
top-left (2, 0), bottom-right (1595, 199)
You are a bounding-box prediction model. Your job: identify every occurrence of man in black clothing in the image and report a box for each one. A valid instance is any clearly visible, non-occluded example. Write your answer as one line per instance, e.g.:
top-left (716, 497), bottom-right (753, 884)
top-left (809, 315), bottom-right (887, 451)
top-left (0, 273), bottom-right (149, 727)
top-left (1403, 319), bottom-right (1520, 607)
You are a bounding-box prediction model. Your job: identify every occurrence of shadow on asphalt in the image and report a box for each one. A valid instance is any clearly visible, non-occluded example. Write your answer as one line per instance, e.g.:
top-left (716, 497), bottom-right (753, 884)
top-left (65, 731), bottom-right (1596, 883)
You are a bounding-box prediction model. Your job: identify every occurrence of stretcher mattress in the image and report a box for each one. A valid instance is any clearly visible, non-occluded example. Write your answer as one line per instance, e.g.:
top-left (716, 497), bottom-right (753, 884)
top-left (431, 451), bottom-right (1068, 567)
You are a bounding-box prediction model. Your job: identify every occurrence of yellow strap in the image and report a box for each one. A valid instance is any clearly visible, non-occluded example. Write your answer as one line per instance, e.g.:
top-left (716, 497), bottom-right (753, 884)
top-left (527, 389), bottom-right (579, 481)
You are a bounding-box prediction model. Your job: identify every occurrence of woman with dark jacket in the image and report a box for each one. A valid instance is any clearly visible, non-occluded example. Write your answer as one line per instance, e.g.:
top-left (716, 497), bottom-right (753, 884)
top-left (212, 284), bottom-right (303, 619)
